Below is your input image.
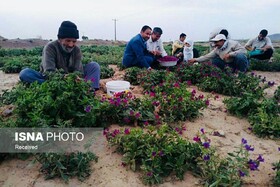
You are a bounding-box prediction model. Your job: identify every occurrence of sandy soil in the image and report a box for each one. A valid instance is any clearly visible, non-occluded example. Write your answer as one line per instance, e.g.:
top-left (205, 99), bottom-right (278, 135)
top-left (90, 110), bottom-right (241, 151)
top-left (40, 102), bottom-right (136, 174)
top-left (0, 67), bottom-right (280, 187)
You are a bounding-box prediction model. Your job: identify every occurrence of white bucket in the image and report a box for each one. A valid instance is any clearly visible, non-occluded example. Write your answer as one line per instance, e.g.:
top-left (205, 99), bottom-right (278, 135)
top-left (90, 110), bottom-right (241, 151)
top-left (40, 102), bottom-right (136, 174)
top-left (106, 80), bottom-right (130, 96)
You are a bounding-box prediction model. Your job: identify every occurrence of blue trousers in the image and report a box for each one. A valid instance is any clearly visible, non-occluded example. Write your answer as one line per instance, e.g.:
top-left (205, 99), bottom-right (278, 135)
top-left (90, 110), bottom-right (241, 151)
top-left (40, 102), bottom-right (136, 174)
top-left (19, 62), bottom-right (100, 89)
top-left (212, 53), bottom-right (249, 72)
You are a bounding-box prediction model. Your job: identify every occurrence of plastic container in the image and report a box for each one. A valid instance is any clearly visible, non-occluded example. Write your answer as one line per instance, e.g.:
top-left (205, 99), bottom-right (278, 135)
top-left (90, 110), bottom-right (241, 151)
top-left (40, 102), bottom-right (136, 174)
top-left (158, 60), bottom-right (177, 67)
top-left (157, 56), bottom-right (178, 67)
top-left (106, 80), bottom-right (130, 96)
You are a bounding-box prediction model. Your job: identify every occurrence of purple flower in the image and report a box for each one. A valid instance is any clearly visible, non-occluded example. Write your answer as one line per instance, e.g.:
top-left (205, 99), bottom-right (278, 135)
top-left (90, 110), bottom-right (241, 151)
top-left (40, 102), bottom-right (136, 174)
top-left (152, 151), bottom-right (157, 157)
top-left (257, 155), bottom-right (264, 162)
top-left (186, 80), bottom-right (192, 86)
top-left (238, 170), bottom-right (246, 177)
top-left (113, 129), bottom-right (120, 136)
top-left (174, 82), bottom-right (180, 88)
top-left (205, 100), bottom-right (210, 106)
top-left (241, 138), bottom-right (247, 145)
top-left (268, 81), bottom-right (275, 86)
top-left (193, 136), bottom-right (201, 142)
top-left (121, 162), bottom-right (126, 167)
top-left (278, 147), bottom-right (280, 152)
top-left (124, 128), bottom-right (130, 135)
top-left (245, 144), bottom-right (254, 151)
top-left (191, 89), bottom-right (196, 96)
top-left (129, 110), bottom-right (134, 116)
top-left (84, 105), bottom-right (92, 113)
top-left (123, 117), bottom-right (130, 123)
top-left (103, 128), bottom-right (109, 136)
top-left (203, 154), bottom-right (210, 161)
top-left (158, 151), bottom-right (164, 157)
top-left (248, 159), bottom-right (259, 171)
top-left (203, 142), bottom-right (210, 149)
top-left (149, 92), bottom-right (155, 97)
top-left (135, 112), bottom-right (141, 119)
top-left (147, 172), bottom-right (153, 177)
top-left (200, 128), bottom-right (205, 134)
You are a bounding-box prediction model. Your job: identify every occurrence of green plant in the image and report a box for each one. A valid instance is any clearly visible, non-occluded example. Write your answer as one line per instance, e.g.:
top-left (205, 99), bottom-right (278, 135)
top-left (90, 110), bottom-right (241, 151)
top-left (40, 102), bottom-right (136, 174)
top-left (273, 159), bottom-right (280, 186)
top-left (124, 66), bottom-right (145, 85)
top-left (105, 124), bottom-right (202, 185)
top-left (4, 71), bottom-right (100, 127)
top-left (249, 106), bottom-right (280, 138)
top-left (194, 129), bottom-right (264, 186)
top-left (147, 81), bottom-right (208, 123)
top-left (35, 151), bottom-right (98, 182)
top-left (274, 86), bottom-right (280, 102)
top-left (97, 91), bottom-right (155, 126)
top-left (224, 92), bottom-right (262, 117)
top-left (100, 64), bottom-right (114, 79)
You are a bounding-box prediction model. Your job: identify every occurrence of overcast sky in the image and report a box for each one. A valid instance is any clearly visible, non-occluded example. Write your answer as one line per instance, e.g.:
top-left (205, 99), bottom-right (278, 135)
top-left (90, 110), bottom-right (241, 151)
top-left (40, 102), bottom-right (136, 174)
top-left (1, 0), bottom-right (279, 42)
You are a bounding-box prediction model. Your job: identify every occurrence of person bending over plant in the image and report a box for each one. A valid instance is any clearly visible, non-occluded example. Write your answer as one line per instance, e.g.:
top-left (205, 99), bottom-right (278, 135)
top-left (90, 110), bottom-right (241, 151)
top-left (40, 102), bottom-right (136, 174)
top-left (188, 34), bottom-right (249, 72)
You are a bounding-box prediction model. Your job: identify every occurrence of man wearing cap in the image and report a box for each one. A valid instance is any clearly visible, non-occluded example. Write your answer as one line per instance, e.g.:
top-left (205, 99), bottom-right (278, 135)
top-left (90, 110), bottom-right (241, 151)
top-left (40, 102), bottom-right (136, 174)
top-left (19, 21), bottom-right (100, 90)
top-left (245, 29), bottom-right (274, 60)
top-left (209, 28), bottom-right (230, 50)
top-left (188, 34), bottom-right (249, 72)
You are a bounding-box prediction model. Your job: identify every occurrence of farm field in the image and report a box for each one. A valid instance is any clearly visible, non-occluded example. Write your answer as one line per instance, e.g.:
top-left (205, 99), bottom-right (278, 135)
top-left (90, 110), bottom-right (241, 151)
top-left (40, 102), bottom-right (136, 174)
top-left (0, 40), bottom-right (280, 187)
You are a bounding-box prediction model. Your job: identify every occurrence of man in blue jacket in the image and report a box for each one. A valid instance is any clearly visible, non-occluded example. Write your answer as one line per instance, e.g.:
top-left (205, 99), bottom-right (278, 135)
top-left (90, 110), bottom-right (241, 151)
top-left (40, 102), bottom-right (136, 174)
top-left (122, 25), bottom-right (154, 70)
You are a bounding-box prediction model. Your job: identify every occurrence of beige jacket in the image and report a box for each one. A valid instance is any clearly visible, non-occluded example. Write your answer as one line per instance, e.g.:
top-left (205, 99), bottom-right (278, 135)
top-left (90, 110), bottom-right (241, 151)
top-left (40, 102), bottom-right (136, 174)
top-left (196, 40), bottom-right (246, 63)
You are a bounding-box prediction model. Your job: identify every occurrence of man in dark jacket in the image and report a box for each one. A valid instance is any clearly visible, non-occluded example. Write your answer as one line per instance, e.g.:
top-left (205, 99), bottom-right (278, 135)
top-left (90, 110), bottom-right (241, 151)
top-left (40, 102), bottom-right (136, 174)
top-left (19, 21), bottom-right (100, 90)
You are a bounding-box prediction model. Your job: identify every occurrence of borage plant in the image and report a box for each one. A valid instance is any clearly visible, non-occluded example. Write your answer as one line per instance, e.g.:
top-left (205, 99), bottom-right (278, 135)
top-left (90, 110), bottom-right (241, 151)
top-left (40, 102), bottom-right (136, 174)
top-left (4, 71), bottom-right (100, 128)
top-left (194, 129), bottom-right (264, 187)
top-left (145, 80), bottom-right (208, 123)
top-left (105, 124), bottom-right (202, 185)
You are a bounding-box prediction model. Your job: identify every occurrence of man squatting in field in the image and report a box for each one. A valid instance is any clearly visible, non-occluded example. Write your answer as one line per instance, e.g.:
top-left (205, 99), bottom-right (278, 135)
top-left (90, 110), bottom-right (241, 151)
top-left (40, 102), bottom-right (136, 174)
top-left (19, 21), bottom-right (100, 90)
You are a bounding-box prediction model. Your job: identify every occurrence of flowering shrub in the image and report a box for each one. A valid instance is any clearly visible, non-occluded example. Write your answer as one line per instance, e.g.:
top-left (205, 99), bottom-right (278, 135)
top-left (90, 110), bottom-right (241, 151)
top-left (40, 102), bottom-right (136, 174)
top-left (105, 125), bottom-right (263, 185)
top-left (146, 81), bottom-right (208, 123)
top-left (176, 63), bottom-right (264, 97)
top-left (139, 69), bottom-right (177, 91)
top-left (105, 124), bottom-right (202, 185)
top-left (273, 148), bottom-right (280, 186)
top-left (97, 91), bottom-right (155, 126)
top-left (3, 72), bottom-right (100, 127)
top-left (99, 74), bottom-right (207, 125)
top-left (124, 66), bottom-right (145, 85)
top-left (194, 129), bottom-right (264, 186)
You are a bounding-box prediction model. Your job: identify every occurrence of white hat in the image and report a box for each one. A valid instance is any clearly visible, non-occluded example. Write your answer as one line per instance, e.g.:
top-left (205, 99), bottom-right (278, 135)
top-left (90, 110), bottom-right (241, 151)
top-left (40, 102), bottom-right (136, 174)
top-left (210, 34), bottom-right (226, 42)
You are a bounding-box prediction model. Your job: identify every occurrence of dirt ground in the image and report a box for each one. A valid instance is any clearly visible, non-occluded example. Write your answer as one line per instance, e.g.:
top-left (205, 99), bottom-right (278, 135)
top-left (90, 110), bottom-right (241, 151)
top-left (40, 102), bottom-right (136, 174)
top-left (0, 66), bottom-right (280, 187)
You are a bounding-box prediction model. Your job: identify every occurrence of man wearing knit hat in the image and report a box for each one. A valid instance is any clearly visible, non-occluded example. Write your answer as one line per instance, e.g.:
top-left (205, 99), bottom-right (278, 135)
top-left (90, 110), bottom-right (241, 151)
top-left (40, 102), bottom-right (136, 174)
top-left (19, 21), bottom-right (100, 90)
